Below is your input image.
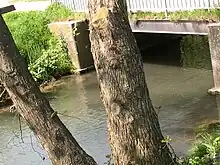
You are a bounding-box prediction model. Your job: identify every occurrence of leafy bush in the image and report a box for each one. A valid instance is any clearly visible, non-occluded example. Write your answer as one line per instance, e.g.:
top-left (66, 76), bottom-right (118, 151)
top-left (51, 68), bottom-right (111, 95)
top-left (4, 11), bottom-right (52, 63)
top-left (3, 2), bottom-right (79, 84)
top-left (181, 123), bottom-right (220, 165)
top-left (3, 2), bottom-right (86, 65)
top-left (29, 38), bottom-right (73, 83)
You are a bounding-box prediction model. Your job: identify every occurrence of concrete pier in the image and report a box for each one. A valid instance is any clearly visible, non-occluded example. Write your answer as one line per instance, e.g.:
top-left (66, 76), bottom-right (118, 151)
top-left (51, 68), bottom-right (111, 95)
top-left (208, 23), bottom-right (220, 95)
top-left (47, 19), bottom-right (220, 91)
top-left (48, 20), bottom-right (94, 74)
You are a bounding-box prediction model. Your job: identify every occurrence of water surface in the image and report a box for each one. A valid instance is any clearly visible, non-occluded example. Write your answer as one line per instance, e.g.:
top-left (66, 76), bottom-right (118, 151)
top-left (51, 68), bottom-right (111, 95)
top-left (0, 63), bottom-right (219, 165)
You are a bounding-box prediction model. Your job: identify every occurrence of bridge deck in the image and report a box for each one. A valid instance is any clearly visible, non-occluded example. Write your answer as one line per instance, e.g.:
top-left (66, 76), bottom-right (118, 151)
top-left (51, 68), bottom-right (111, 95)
top-left (130, 20), bottom-right (210, 35)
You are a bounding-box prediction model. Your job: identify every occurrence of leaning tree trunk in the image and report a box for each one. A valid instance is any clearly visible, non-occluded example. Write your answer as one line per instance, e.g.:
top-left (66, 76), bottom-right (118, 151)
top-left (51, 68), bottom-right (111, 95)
top-left (0, 16), bottom-right (97, 165)
top-left (88, 1), bottom-right (175, 164)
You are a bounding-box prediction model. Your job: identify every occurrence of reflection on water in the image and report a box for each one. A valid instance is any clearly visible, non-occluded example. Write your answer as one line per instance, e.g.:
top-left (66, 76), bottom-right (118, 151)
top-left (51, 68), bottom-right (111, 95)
top-left (0, 63), bottom-right (219, 165)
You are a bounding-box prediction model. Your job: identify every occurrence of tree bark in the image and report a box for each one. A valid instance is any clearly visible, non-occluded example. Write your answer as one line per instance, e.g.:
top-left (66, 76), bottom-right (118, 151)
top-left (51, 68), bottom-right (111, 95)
top-left (0, 15), bottom-right (97, 165)
top-left (88, 1), bottom-right (175, 164)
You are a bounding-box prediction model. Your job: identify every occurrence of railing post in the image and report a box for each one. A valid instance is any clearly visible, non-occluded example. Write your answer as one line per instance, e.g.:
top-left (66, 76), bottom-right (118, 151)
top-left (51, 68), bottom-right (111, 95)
top-left (123, 0), bottom-right (128, 11)
top-left (208, 0), bottom-right (211, 11)
top-left (164, 0), bottom-right (168, 19)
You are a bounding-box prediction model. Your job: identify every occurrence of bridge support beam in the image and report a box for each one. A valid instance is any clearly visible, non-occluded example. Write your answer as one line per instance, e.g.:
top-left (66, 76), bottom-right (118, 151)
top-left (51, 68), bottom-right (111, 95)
top-left (208, 23), bottom-right (220, 95)
top-left (48, 20), bottom-right (94, 74)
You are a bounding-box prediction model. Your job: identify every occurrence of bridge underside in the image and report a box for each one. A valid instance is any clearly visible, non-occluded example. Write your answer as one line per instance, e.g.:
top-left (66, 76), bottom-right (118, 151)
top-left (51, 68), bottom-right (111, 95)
top-left (48, 18), bottom-right (220, 94)
top-left (130, 20), bottom-right (209, 35)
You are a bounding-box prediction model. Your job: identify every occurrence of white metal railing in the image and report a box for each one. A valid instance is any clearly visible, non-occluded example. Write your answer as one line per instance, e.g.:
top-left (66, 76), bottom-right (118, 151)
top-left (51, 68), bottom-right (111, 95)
top-left (52, 0), bottom-right (220, 12)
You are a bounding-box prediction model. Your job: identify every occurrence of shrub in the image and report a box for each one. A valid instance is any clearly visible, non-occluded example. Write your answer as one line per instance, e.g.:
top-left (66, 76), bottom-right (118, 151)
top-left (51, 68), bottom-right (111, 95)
top-left (3, 2), bottom-right (85, 66)
top-left (181, 123), bottom-right (220, 165)
top-left (29, 38), bottom-right (73, 83)
top-left (4, 11), bottom-right (52, 63)
top-left (3, 2), bottom-right (78, 84)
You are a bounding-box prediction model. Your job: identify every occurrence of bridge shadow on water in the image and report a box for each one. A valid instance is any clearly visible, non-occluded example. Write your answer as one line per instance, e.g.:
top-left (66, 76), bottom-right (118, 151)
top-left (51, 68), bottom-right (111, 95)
top-left (134, 32), bottom-right (220, 156)
top-left (134, 32), bottom-right (183, 66)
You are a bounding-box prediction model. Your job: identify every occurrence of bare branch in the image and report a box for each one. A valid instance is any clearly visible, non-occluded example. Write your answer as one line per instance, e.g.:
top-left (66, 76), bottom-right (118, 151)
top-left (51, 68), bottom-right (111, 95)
top-left (0, 88), bottom-right (6, 99)
top-left (58, 111), bottom-right (90, 124)
top-left (30, 135), bottom-right (45, 161)
top-left (18, 115), bottom-right (24, 143)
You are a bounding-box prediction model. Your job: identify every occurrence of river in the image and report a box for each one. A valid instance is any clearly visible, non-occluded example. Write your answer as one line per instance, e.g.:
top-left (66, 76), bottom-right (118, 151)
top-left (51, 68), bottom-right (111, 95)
top-left (0, 63), bottom-right (219, 165)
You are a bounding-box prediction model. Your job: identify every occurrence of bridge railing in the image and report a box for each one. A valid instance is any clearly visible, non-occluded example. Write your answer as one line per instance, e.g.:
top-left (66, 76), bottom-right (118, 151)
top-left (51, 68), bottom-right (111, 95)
top-left (51, 0), bottom-right (220, 12)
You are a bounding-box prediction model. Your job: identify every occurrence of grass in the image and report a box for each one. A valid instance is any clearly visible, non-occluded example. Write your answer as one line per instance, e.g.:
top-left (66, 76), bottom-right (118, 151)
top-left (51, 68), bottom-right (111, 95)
top-left (44, 3), bottom-right (87, 21)
top-left (43, 8), bottom-right (220, 22)
top-left (42, 8), bottom-right (220, 22)
top-left (7, 0), bottom-right (220, 22)
top-left (180, 121), bottom-right (220, 165)
top-left (129, 9), bottom-right (220, 22)
top-left (9, 1), bottom-right (220, 22)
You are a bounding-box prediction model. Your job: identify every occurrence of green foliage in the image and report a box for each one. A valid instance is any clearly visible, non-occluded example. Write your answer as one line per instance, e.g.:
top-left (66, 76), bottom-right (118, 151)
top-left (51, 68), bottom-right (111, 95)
top-left (162, 135), bottom-right (172, 143)
top-left (29, 38), bottom-right (73, 83)
top-left (168, 9), bottom-right (220, 21)
top-left (180, 35), bottom-right (212, 70)
top-left (129, 9), bottom-right (220, 21)
top-left (3, 2), bottom-right (79, 83)
top-left (3, 2), bottom-right (86, 64)
top-left (129, 11), bottom-right (165, 20)
top-left (44, 2), bottom-right (73, 22)
top-left (4, 11), bottom-right (52, 63)
top-left (44, 2), bottom-right (87, 22)
top-left (181, 122), bottom-right (220, 165)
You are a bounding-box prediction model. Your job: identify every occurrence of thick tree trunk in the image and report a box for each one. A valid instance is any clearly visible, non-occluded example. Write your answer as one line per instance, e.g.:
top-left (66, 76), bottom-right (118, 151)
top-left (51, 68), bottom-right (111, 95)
top-left (0, 15), bottom-right (97, 165)
top-left (88, 1), bottom-right (175, 164)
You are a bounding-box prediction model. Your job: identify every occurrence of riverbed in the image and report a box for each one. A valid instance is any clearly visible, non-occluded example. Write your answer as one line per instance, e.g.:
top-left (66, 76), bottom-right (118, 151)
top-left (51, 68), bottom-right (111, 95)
top-left (0, 63), bottom-right (219, 165)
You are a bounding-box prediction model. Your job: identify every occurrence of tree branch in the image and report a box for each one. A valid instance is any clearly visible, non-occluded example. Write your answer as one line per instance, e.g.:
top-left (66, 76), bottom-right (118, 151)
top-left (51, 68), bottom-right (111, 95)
top-left (18, 115), bottom-right (24, 143)
top-left (0, 88), bottom-right (6, 99)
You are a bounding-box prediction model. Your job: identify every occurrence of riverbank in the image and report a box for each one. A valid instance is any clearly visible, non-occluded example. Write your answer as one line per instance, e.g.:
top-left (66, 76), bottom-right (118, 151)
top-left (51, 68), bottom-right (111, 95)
top-left (0, 74), bottom-right (74, 114)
